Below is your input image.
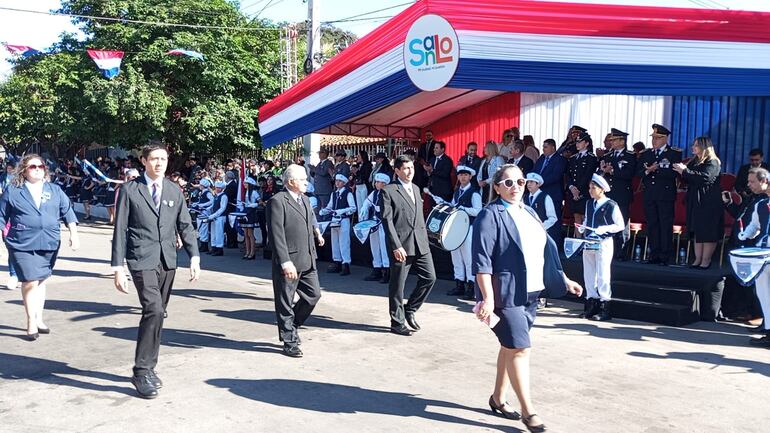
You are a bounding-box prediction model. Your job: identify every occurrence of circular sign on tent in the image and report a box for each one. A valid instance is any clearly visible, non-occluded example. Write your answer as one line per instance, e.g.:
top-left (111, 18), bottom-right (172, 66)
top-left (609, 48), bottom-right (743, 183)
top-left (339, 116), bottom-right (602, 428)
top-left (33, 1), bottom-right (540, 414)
top-left (403, 14), bottom-right (460, 92)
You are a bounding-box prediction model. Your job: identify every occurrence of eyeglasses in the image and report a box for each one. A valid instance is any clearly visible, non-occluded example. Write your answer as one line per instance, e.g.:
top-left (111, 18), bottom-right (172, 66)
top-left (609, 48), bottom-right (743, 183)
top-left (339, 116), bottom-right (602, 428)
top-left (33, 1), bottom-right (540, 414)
top-left (496, 178), bottom-right (526, 188)
top-left (26, 164), bottom-right (46, 171)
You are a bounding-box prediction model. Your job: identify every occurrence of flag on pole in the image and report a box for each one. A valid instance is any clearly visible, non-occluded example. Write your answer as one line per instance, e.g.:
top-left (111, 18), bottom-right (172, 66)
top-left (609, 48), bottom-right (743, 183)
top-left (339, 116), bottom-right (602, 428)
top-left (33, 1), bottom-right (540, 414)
top-left (86, 49), bottom-right (125, 79)
top-left (2, 43), bottom-right (41, 57)
top-left (167, 49), bottom-right (204, 61)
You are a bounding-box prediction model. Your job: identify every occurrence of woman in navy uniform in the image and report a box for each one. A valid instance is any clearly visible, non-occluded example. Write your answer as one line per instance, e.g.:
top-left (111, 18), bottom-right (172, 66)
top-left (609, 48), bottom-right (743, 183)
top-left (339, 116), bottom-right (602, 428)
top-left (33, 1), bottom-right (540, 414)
top-left (241, 177), bottom-right (261, 260)
top-left (0, 154), bottom-right (79, 340)
top-left (567, 132), bottom-right (598, 233)
top-left (473, 164), bottom-right (583, 432)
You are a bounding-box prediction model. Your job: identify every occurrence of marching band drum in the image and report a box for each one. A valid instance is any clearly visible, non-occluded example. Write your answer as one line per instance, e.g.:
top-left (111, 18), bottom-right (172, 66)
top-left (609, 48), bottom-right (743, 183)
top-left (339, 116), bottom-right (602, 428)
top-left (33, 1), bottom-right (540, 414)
top-left (426, 204), bottom-right (470, 251)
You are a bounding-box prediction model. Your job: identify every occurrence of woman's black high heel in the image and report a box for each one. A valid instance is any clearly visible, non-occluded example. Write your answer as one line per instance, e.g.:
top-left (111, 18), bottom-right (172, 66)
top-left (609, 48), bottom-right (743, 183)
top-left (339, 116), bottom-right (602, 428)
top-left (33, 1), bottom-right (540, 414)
top-left (488, 395), bottom-right (521, 420)
top-left (522, 414), bottom-right (547, 432)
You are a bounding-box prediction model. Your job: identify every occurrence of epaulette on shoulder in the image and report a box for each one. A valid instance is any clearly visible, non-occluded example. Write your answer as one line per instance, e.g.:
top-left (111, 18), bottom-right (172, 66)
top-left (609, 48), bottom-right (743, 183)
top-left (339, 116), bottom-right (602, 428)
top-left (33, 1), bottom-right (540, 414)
top-left (670, 147), bottom-right (683, 152)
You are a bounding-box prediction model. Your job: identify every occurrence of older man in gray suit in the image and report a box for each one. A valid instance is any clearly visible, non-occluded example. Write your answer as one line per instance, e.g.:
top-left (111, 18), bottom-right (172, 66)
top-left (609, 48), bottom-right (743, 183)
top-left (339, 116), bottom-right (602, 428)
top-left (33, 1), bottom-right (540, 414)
top-left (381, 155), bottom-right (436, 336)
top-left (268, 164), bottom-right (326, 358)
top-left (112, 144), bottom-right (200, 399)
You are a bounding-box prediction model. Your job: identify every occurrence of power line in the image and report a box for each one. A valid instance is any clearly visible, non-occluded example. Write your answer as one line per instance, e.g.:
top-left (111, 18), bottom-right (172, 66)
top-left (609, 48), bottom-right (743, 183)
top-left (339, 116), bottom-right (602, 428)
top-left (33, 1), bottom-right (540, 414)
top-left (0, 6), bottom-right (280, 32)
top-left (241, 0), bottom-right (273, 14)
top-left (324, 15), bottom-right (395, 24)
top-left (324, 1), bottom-right (414, 24)
top-left (252, 0), bottom-right (279, 19)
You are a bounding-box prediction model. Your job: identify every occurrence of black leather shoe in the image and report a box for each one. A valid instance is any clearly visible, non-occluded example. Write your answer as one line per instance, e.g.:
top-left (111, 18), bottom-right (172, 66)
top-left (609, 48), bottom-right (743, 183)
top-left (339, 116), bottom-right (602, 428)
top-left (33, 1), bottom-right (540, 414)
top-left (405, 312), bottom-right (421, 331)
top-left (447, 280), bottom-right (465, 296)
top-left (326, 262), bottom-right (341, 273)
top-left (379, 269), bottom-right (390, 284)
top-left (749, 334), bottom-right (770, 347)
top-left (37, 326), bottom-right (51, 335)
top-left (148, 370), bottom-right (163, 389)
top-left (390, 326), bottom-right (413, 336)
top-left (131, 374), bottom-right (159, 399)
top-left (283, 343), bottom-right (303, 358)
top-left (488, 395), bottom-right (522, 420)
top-left (463, 282), bottom-right (476, 301)
top-left (364, 269), bottom-right (382, 281)
top-left (210, 248), bottom-right (223, 256)
top-left (340, 264), bottom-right (351, 276)
top-left (24, 332), bottom-right (39, 342)
top-left (589, 301), bottom-right (612, 321)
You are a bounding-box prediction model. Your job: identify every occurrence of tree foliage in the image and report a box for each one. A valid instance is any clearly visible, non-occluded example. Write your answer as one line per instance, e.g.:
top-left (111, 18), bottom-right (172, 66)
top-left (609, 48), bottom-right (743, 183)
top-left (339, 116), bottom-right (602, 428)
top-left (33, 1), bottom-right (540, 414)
top-left (0, 0), bottom-right (283, 159)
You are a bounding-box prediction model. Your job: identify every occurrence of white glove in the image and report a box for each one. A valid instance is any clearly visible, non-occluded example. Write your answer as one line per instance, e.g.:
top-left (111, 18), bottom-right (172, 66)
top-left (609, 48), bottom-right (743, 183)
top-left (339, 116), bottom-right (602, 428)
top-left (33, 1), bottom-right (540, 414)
top-left (594, 227), bottom-right (606, 236)
top-left (738, 231), bottom-right (747, 241)
top-left (319, 208), bottom-right (330, 216)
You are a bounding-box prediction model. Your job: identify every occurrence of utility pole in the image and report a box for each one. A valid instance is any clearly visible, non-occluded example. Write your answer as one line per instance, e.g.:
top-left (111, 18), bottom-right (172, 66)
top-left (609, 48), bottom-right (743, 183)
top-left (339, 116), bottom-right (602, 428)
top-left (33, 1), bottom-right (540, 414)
top-left (304, 0), bottom-right (321, 165)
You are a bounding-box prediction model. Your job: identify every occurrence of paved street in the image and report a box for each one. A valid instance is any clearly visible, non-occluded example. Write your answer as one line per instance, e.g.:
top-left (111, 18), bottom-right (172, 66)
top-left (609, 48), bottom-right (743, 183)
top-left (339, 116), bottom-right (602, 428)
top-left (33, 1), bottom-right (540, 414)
top-left (1, 222), bottom-right (769, 433)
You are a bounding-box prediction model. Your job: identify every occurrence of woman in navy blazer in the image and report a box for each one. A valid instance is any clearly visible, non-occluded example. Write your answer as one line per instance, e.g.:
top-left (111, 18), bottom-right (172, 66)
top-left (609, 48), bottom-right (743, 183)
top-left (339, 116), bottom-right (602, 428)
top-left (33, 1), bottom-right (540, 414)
top-left (0, 155), bottom-right (79, 341)
top-left (473, 164), bottom-right (582, 432)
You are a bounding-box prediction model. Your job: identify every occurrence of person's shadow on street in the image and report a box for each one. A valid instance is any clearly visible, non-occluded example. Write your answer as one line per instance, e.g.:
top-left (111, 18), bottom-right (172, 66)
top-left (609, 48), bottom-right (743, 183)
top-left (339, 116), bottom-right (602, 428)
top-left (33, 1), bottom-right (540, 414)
top-left (0, 352), bottom-right (135, 396)
top-left (206, 378), bottom-right (523, 432)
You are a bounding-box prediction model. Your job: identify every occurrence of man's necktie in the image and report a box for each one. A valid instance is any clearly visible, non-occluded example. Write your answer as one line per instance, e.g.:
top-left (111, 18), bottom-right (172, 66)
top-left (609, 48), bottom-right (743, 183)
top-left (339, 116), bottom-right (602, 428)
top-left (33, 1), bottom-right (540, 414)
top-left (541, 156), bottom-right (550, 173)
top-left (151, 183), bottom-right (160, 209)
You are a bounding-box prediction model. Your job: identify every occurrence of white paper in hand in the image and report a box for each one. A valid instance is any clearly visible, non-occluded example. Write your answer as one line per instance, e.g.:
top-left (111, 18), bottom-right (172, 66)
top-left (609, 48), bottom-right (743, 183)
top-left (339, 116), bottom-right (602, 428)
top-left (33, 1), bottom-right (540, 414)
top-left (472, 301), bottom-right (500, 328)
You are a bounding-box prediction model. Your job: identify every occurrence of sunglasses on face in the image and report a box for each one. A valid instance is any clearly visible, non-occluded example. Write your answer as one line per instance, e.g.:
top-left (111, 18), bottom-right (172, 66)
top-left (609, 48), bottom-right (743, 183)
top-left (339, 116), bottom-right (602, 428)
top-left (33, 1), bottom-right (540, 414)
top-left (26, 164), bottom-right (46, 171)
top-left (496, 178), bottom-right (526, 188)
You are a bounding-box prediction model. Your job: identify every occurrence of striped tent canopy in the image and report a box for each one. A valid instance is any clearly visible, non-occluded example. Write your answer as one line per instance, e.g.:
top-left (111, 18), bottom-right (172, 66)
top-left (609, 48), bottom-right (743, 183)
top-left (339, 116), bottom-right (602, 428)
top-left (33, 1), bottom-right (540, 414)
top-left (258, 0), bottom-right (770, 148)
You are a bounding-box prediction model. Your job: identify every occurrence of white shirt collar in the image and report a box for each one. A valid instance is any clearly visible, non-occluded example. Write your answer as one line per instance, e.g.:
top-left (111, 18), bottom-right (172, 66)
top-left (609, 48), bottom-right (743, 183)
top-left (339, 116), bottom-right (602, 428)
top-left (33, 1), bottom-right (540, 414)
top-left (287, 190), bottom-right (301, 201)
top-left (144, 173), bottom-right (162, 187)
top-left (596, 196), bottom-right (609, 206)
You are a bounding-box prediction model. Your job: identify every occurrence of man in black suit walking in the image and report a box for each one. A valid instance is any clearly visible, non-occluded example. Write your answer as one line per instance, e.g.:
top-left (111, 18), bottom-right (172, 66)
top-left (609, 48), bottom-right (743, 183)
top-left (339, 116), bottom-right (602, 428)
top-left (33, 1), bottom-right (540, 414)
top-left (268, 164), bottom-right (325, 357)
top-left (112, 144), bottom-right (201, 399)
top-left (381, 156), bottom-right (437, 336)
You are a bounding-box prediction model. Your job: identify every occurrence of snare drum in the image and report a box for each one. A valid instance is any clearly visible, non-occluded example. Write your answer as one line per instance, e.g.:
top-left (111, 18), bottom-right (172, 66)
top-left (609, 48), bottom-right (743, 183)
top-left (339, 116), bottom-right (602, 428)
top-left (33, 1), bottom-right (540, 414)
top-left (729, 247), bottom-right (770, 286)
top-left (426, 205), bottom-right (470, 251)
top-left (564, 237), bottom-right (601, 258)
top-left (353, 219), bottom-right (382, 244)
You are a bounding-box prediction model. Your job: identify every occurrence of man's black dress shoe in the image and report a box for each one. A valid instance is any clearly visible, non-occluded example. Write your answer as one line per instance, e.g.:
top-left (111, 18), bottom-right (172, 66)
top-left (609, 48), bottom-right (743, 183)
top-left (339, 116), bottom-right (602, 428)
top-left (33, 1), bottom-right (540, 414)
top-left (405, 312), bottom-right (421, 331)
top-left (749, 334), bottom-right (770, 347)
top-left (148, 370), bottom-right (163, 389)
top-left (283, 343), bottom-right (303, 358)
top-left (37, 327), bottom-right (51, 334)
top-left (131, 374), bottom-right (159, 399)
top-left (390, 326), bottom-right (413, 336)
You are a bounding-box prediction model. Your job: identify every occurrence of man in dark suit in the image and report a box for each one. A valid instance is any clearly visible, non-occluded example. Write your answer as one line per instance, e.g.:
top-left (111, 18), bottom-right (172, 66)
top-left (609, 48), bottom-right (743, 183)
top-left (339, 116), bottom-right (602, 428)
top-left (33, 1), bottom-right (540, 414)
top-left (599, 128), bottom-right (637, 260)
top-left (112, 144), bottom-right (200, 399)
top-left (381, 156), bottom-right (437, 336)
top-left (534, 139), bottom-right (568, 220)
top-left (223, 171), bottom-right (238, 248)
top-left (426, 141), bottom-right (454, 202)
top-left (735, 148), bottom-right (768, 198)
top-left (415, 130), bottom-right (437, 189)
top-left (458, 141), bottom-right (482, 174)
top-left (638, 124), bottom-right (682, 266)
top-left (268, 164), bottom-right (325, 358)
top-left (508, 140), bottom-right (534, 175)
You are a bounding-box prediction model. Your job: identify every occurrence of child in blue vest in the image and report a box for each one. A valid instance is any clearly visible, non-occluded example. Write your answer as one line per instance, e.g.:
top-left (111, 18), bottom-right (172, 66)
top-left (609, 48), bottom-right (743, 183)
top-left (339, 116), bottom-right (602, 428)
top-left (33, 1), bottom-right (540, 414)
top-left (194, 178), bottom-right (214, 252)
top-left (320, 174), bottom-right (357, 276)
top-left (446, 165), bottom-right (483, 300)
top-left (359, 173), bottom-right (392, 283)
top-left (207, 180), bottom-right (229, 256)
top-left (578, 173), bottom-right (624, 321)
top-left (523, 173), bottom-right (560, 242)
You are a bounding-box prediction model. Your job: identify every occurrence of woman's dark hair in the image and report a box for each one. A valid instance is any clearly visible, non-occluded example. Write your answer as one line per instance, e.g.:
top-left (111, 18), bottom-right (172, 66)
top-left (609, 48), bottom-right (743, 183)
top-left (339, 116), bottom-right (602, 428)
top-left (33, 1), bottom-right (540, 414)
top-left (359, 150), bottom-right (370, 164)
top-left (393, 155), bottom-right (413, 170)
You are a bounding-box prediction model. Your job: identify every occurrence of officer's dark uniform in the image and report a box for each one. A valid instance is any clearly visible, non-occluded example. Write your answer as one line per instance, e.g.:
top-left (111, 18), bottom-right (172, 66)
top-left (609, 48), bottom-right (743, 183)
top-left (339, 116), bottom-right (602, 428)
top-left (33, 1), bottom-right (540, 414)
top-left (638, 124), bottom-right (682, 265)
top-left (567, 132), bottom-right (598, 217)
top-left (557, 125), bottom-right (587, 158)
top-left (599, 128), bottom-right (637, 259)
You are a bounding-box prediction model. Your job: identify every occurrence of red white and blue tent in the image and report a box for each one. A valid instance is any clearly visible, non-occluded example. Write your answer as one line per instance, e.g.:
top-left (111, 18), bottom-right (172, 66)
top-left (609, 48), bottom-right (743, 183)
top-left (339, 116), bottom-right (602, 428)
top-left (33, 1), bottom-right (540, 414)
top-left (258, 0), bottom-right (770, 148)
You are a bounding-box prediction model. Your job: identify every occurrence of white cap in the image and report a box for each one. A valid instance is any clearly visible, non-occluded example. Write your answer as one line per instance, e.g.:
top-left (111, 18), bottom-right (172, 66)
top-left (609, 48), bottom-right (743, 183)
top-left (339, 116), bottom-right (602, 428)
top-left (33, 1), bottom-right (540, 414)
top-left (214, 180), bottom-right (226, 188)
top-left (591, 173), bottom-right (611, 192)
top-left (244, 177), bottom-right (257, 186)
top-left (335, 174), bottom-right (349, 183)
top-left (525, 173), bottom-right (544, 185)
top-left (306, 182), bottom-right (315, 193)
top-left (456, 165), bottom-right (476, 177)
top-left (374, 173), bottom-right (390, 184)
top-left (200, 178), bottom-right (211, 188)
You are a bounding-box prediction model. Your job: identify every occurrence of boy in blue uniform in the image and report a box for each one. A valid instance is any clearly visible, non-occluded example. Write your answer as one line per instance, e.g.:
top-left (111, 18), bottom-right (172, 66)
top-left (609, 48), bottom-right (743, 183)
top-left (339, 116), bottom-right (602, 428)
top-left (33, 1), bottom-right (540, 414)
top-left (320, 174), bottom-right (357, 276)
top-left (359, 173), bottom-right (392, 283)
top-left (446, 165), bottom-right (483, 300)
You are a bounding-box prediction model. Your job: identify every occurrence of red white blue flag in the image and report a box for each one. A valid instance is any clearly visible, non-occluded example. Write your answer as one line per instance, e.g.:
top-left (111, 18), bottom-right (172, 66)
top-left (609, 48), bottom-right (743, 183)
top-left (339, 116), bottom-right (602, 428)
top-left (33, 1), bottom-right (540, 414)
top-left (2, 43), bottom-right (41, 57)
top-left (167, 49), bottom-right (204, 61)
top-left (86, 49), bottom-right (124, 79)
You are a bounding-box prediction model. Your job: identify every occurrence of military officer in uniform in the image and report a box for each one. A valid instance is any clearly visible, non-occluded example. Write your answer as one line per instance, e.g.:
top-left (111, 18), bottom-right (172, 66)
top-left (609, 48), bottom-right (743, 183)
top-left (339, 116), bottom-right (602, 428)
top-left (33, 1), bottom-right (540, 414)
top-left (598, 128), bottom-right (637, 260)
top-left (567, 132), bottom-right (598, 232)
top-left (638, 124), bottom-right (682, 266)
top-left (557, 125), bottom-right (587, 158)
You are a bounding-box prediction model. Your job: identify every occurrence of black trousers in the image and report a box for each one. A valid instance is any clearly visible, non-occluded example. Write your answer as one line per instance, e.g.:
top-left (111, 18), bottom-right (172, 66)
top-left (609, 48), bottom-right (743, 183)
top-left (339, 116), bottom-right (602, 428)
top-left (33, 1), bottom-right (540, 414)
top-left (256, 209), bottom-right (268, 245)
top-left (225, 215), bottom-right (238, 247)
top-left (388, 252), bottom-right (436, 327)
top-left (272, 264), bottom-right (322, 344)
top-left (644, 199), bottom-right (674, 262)
top-left (131, 263), bottom-right (176, 375)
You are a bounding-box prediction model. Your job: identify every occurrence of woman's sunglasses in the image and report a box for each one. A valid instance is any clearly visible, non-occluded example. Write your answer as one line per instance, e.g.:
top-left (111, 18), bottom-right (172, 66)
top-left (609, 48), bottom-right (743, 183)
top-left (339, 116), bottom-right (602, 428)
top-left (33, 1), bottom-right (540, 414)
top-left (496, 178), bottom-right (526, 188)
top-left (26, 164), bottom-right (46, 171)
